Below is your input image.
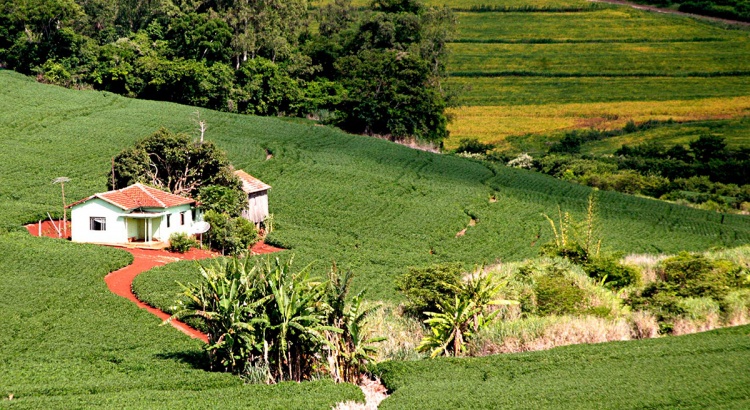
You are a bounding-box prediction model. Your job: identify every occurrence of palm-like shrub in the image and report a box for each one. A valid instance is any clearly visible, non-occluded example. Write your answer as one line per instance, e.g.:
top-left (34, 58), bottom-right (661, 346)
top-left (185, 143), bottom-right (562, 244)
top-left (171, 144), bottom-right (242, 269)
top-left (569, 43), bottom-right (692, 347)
top-left (167, 257), bottom-right (382, 383)
top-left (418, 272), bottom-right (517, 358)
top-left (325, 268), bottom-right (385, 383)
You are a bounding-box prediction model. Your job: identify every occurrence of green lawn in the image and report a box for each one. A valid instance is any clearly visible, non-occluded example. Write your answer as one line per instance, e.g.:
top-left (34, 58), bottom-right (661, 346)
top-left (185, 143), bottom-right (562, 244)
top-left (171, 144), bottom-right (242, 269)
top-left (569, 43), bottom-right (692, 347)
top-left (375, 325), bottom-right (750, 409)
top-left (0, 233), bottom-right (362, 408)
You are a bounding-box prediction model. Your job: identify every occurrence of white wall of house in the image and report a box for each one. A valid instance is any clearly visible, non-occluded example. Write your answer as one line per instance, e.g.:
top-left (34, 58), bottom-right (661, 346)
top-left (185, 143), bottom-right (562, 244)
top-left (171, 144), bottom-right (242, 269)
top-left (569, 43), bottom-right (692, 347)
top-left (153, 204), bottom-right (195, 242)
top-left (243, 190), bottom-right (269, 224)
top-left (72, 200), bottom-right (201, 245)
top-left (71, 199), bottom-right (129, 244)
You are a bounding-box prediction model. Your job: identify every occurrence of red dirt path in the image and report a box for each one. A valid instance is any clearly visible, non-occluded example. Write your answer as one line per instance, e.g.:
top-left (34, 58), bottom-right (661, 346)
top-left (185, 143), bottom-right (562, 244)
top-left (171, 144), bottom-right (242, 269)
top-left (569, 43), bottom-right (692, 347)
top-left (25, 221), bottom-right (284, 342)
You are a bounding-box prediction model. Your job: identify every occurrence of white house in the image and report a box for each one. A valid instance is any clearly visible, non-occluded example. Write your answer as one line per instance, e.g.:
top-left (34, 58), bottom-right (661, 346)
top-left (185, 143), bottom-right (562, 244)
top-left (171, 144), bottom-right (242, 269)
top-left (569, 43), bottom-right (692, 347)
top-left (234, 170), bottom-right (271, 225)
top-left (69, 183), bottom-right (201, 245)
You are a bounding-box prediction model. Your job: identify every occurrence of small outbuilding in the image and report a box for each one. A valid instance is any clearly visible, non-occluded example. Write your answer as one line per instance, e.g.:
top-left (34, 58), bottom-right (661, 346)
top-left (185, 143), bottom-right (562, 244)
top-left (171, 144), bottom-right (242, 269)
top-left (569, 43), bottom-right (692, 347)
top-left (69, 183), bottom-right (201, 246)
top-left (234, 170), bottom-right (271, 226)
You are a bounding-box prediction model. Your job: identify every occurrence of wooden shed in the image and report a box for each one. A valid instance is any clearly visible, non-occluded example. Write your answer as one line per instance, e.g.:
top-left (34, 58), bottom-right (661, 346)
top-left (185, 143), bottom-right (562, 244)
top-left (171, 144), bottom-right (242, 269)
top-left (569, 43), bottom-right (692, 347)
top-left (234, 170), bottom-right (271, 226)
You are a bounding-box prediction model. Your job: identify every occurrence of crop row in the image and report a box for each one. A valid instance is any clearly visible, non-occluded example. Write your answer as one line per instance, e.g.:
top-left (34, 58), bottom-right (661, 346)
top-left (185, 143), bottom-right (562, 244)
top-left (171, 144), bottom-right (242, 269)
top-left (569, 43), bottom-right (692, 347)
top-left (452, 9), bottom-right (741, 42)
top-left (446, 41), bottom-right (750, 76)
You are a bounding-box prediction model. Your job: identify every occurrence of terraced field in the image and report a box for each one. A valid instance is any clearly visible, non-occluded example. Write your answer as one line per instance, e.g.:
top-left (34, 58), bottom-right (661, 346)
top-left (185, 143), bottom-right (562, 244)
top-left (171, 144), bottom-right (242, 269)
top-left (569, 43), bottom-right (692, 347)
top-left (443, 4), bottom-right (750, 149)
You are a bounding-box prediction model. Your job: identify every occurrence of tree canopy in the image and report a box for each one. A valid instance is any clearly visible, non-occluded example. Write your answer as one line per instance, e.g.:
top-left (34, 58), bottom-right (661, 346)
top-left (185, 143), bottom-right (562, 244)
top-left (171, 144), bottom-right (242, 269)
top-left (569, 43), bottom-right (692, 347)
top-left (0, 0), bottom-right (455, 143)
top-left (111, 127), bottom-right (239, 197)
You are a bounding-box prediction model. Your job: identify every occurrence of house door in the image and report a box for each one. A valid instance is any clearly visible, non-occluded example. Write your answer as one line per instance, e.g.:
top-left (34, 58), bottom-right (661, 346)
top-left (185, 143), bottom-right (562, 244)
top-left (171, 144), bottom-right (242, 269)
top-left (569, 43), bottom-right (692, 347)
top-left (127, 218), bottom-right (147, 242)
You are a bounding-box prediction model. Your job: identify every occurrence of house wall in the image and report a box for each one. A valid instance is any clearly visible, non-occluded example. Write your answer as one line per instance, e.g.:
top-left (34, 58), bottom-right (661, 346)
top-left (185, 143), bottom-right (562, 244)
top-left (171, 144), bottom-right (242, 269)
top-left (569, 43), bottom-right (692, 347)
top-left (71, 199), bottom-right (129, 244)
top-left (242, 190), bottom-right (269, 224)
top-left (151, 204), bottom-right (195, 242)
top-left (72, 201), bottom-right (200, 244)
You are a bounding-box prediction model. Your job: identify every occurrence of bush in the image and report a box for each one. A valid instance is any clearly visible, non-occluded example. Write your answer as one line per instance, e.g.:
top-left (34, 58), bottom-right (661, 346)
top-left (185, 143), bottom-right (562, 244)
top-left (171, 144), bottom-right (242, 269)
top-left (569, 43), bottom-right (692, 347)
top-left (203, 210), bottom-right (258, 256)
top-left (198, 185), bottom-right (246, 217)
top-left (456, 138), bottom-right (493, 154)
top-left (583, 256), bottom-right (642, 290)
top-left (534, 275), bottom-right (587, 316)
top-left (660, 252), bottom-right (734, 300)
top-left (167, 232), bottom-right (198, 253)
top-left (395, 263), bottom-right (463, 319)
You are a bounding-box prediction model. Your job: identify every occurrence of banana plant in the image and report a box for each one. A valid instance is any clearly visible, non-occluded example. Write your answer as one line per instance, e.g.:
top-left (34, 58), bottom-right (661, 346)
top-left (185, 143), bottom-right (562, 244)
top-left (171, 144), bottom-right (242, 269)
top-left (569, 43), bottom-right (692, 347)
top-left (418, 295), bottom-right (480, 358)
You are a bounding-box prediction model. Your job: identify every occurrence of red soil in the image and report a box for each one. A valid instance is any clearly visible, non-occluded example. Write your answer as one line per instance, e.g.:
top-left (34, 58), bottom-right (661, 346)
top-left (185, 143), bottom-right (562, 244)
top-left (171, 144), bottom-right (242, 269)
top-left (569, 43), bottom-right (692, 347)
top-left (251, 241), bottom-right (285, 255)
top-left (25, 220), bottom-right (284, 342)
top-left (106, 248), bottom-right (216, 342)
top-left (25, 219), bottom-right (71, 239)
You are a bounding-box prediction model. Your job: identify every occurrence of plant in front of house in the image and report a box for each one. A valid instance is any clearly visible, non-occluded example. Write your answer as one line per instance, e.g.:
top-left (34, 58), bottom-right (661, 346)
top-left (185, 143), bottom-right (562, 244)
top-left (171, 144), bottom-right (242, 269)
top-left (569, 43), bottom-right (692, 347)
top-left (167, 232), bottom-right (199, 253)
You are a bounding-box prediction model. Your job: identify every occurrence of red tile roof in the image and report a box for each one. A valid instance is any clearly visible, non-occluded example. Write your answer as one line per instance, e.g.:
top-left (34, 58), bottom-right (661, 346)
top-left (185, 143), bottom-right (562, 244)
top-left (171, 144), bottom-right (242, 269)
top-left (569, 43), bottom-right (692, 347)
top-left (234, 170), bottom-right (271, 194)
top-left (69, 183), bottom-right (195, 210)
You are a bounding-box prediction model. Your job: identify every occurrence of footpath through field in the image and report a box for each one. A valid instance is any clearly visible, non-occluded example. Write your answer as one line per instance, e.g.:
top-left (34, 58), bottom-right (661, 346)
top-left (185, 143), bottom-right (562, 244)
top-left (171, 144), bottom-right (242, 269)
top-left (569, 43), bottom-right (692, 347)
top-left (590, 0), bottom-right (750, 26)
top-left (25, 220), bottom-right (284, 342)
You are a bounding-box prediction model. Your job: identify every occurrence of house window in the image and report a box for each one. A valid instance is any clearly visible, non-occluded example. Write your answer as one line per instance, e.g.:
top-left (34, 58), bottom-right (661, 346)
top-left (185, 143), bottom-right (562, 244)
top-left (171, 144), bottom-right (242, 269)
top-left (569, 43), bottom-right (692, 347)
top-left (181, 212), bottom-right (186, 225)
top-left (166, 214), bottom-right (171, 228)
top-left (90, 217), bottom-right (106, 231)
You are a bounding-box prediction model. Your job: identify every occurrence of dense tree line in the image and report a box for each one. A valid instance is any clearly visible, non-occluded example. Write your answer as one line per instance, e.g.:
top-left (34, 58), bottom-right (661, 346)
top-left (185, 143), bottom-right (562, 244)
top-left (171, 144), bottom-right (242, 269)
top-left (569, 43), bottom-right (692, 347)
top-left (0, 0), bottom-right (454, 143)
top-left (524, 134), bottom-right (750, 213)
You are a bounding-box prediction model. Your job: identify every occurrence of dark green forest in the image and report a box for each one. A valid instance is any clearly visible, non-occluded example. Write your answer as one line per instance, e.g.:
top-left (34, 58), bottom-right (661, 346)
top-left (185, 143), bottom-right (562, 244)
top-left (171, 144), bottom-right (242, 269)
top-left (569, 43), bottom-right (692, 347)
top-left (0, 0), bottom-right (454, 143)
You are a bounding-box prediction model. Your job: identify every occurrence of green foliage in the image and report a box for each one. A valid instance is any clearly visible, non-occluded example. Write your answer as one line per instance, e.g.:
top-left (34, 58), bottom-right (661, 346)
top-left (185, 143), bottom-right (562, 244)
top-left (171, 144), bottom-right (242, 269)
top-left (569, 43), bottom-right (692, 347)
top-left (583, 255), bottom-right (642, 290)
top-left (112, 127), bottom-right (239, 197)
top-left (628, 252), bottom-right (748, 332)
top-left (417, 270), bottom-right (517, 357)
top-left (456, 138), bottom-right (492, 154)
top-left (534, 275), bottom-right (587, 316)
top-left (333, 48), bottom-right (448, 142)
top-left (203, 210), bottom-right (258, 256)
top-left (375, 324), bottom-right (750, 409)
top-left (167, 232), bottom-right (198, 253)
top-left (0, 233), bottom-right (361, 408)
top-left (169, 256), bottom-right (382, 383)
top-left (0, 0), bottom-right (454, 143)
top-left (396, 263), bottom-right (463, 318)
top-left (198, 185), bottom-right (246, 217)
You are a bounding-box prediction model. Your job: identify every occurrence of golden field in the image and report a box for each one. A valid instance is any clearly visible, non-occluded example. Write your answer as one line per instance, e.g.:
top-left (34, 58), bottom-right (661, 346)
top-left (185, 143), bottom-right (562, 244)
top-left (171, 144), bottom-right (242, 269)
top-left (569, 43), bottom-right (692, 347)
top-left (445, 96), bottom-right (750, 149)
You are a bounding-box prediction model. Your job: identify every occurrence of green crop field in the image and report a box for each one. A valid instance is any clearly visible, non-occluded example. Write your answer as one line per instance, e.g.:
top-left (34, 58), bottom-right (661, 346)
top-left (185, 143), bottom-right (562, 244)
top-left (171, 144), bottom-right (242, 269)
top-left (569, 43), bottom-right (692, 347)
top-left (454, 9), bottom-right (739, 42)
top-left (2, 63), bottom-right (750, 407)
top-left (442, 0), bottom-right (750, 148)
top-left (0, 233), bottom-right (361, 408)
top-left (375, 325), bottom-right (750, 409)
top-left (447, 41), bottom-right (750, 76)
top-left (446, 76), bottom-right (750, 106)
top-left (2, 69), bottom-right (749, 304)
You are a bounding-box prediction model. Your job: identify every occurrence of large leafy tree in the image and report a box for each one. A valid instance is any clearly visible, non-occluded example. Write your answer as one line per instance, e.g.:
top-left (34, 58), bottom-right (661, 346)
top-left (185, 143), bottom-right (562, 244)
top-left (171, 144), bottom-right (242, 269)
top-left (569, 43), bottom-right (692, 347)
top-left (111, 127), bottom-right (239, 197)
top-left (334, 48), bottom-right (448, 142)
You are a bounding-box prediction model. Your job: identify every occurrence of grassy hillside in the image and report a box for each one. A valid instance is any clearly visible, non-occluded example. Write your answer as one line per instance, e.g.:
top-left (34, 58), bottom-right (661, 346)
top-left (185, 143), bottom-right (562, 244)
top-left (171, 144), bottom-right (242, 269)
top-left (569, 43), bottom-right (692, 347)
top-left (0, 233), bottom-right (361, 408)
top-left (442, 3), bottom-right (750, 149)
top-left (375, 324), bottom-right (750, 409)
top-left (2, 70), bottom-right (750, 304)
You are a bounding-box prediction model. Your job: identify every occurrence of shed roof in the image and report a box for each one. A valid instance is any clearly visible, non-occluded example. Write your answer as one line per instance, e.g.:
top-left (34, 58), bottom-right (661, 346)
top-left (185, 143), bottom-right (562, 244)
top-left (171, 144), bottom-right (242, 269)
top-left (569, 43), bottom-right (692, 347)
top-left (234, 170), bottom-right (271, 194)
top-left (69, 183), bottom-right (195, 210)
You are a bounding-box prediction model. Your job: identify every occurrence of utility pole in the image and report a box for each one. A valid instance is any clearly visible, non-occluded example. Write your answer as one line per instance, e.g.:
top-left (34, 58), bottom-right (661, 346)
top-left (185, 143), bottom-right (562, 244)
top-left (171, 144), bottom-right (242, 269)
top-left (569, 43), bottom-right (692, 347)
top-left (52, 177), bottom-right (71, 238)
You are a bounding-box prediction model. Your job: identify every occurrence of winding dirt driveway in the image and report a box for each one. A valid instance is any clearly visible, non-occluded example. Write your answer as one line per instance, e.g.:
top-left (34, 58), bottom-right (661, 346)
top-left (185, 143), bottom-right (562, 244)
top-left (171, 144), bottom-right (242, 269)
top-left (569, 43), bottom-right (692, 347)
top-left (591, 0), bottom-right (750, 27)
top-left (25, 220), bottom-right (283, 342)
